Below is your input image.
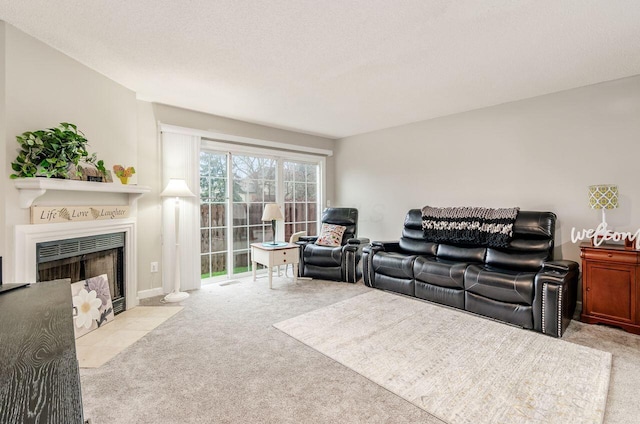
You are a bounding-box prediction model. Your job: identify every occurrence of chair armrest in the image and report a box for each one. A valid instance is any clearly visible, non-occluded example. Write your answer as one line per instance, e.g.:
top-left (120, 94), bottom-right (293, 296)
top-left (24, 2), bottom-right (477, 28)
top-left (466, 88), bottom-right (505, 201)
top-left (346, 237), bottom-right (370, 245)
top-left (297, 236), bottom-right (318, 246)
top-left (343, 239), bottom-right (370, 283)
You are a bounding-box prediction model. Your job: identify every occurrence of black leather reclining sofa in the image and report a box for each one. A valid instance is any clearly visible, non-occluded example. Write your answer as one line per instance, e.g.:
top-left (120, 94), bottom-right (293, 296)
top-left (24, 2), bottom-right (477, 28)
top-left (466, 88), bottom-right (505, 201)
top-left (362, 209), bottom-right (579, 337)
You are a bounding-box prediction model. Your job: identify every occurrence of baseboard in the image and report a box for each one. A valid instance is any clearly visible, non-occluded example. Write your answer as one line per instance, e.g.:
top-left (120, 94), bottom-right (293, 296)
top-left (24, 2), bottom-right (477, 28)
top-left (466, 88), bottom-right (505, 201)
top-left (137, 287), bottom-right (164, 300)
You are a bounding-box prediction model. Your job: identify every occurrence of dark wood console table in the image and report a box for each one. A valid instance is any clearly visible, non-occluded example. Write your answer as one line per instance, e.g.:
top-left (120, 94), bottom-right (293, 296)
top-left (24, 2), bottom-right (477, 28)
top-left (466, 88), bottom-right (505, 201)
top-left (0, 279), bottom-right (84, 423)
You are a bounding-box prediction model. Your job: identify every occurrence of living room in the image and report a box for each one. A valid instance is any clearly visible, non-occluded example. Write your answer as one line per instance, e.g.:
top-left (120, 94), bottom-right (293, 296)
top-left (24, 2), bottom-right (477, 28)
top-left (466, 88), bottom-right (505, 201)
top-left (1, 2), bottom-right (639, 424)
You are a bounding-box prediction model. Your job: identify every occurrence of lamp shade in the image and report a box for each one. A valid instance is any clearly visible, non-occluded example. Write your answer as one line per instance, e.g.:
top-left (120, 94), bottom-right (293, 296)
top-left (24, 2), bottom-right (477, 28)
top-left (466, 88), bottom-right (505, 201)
top-left (588, 184), bottom-right (618, 210)
top-left (161, 179), bottom-right (196, 198)
top-left (261, 203), bottom-right (283, 221)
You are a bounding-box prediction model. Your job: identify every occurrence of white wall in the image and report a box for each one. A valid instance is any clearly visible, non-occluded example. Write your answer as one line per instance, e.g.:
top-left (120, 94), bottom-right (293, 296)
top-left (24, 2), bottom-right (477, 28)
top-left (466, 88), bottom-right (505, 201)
top-left (0, 23), bottom-right (335, 290)
top-left (135, 102), bottom-right (336, 292)
top-left (1, 23), bottom-right (138, 281)
top-left (0, 23), bottom-right (6, 267)
top-left (334, 75), bottom-right (640, 264)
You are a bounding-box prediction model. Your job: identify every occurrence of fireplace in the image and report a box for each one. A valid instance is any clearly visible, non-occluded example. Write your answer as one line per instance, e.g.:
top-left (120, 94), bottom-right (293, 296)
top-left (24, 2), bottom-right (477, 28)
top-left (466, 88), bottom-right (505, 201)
top-left (14, 218), bottom-right (138, 311)
top-left (37, 232), bottom-right (126, 314)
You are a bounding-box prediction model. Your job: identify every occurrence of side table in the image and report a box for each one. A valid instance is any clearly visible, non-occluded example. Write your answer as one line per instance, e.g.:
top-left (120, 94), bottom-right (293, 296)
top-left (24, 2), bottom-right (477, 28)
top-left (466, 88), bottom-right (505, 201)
top-left (580, 242), bottom-right (640, 334)
top-left (250, 242), bottom-right (299, 289)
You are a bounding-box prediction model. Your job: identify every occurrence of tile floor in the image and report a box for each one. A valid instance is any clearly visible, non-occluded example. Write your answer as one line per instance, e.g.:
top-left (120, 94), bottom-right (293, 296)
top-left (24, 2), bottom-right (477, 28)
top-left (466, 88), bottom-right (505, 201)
top-left (75, 305), bottom-right (183, 368)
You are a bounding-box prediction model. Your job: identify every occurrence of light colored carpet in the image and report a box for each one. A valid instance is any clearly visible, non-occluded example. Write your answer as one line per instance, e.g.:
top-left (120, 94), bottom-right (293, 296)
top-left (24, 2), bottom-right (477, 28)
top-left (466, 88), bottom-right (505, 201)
top-left (80, 278), bottom-right (444, 423)
top-left (275, 290), bottom-right (612, 424)
top-left (79, 277), bottom-right (640, 424)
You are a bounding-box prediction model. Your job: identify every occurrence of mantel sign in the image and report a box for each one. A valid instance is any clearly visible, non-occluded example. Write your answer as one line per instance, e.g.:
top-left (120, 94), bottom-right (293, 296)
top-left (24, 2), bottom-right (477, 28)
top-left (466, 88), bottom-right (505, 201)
top-left (31, 206), bottom-right (130, 224)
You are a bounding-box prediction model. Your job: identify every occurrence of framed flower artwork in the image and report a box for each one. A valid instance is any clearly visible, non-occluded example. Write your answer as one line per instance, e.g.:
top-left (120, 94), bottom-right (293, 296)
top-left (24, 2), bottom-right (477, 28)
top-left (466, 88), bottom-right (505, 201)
top-left (71, 274), bottom-right (115, 339)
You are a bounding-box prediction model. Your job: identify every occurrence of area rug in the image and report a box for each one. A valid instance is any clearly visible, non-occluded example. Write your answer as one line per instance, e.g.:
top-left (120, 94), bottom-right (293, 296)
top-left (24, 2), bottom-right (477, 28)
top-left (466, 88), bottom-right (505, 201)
top-left (274, 290), bottom-right (611, 424)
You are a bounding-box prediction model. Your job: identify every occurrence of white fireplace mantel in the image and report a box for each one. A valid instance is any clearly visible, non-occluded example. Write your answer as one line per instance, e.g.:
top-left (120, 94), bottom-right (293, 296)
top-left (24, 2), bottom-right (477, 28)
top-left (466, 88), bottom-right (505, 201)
top-left (14, 178), bottom-right (151, 208)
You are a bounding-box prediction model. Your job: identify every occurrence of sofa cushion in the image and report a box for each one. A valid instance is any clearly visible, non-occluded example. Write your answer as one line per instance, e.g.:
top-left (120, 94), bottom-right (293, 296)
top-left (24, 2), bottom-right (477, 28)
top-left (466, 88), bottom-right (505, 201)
top-left (300, 263), bottom-right (342, 281)
top-left (302, 244), bottom-right (343, 267)
top-left (374, 274), bottom-right (415, 296)
top-left (415, 282), bottom-right (465, 309)
top-left (436, 244), bottom-right (486, 262)
top-left (465, 292), bottom-right (534, 329)
top-left (321, 208), bottom-right (358, 242)
top-left (485, 249), bottom-right (550, 272)
top-left (315, 223), bottom-right (346, 247)
top-left (413, 256), bottom-right (466, 289)
top-left (372, 252), bottom-right (416, 279)
top-left (399, 209), bottom-right (438, 255)
top-left (464, 264), bottom-right (536, 305)
top-left (512, 211), bottom-right (555, 239)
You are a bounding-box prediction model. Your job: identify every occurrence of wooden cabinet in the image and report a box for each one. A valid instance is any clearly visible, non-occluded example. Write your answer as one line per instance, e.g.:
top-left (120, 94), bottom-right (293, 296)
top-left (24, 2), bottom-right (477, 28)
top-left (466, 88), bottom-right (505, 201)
top-left (581, 243), bottom-right (640, 334)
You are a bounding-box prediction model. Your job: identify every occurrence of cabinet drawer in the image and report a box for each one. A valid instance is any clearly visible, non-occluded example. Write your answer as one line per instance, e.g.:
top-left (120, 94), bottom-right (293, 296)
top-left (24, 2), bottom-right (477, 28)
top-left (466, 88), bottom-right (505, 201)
top-left (274, 248), bottom-right (299, 265)
top-left (581, 248), bottom-right (639, 264)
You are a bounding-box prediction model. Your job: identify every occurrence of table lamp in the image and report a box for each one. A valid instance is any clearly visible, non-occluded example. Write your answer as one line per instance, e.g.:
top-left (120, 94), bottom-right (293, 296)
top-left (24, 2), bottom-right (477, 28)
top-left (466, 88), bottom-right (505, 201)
top-left (589, 184), bottom-right (618, 229)
top-left (261, 203), bottom-right (283, 245)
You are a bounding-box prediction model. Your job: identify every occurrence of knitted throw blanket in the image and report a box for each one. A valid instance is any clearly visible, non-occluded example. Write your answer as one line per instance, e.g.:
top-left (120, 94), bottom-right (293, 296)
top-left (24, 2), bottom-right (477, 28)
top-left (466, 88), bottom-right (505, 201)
top-left (421, 206), bottom-right (520, 247)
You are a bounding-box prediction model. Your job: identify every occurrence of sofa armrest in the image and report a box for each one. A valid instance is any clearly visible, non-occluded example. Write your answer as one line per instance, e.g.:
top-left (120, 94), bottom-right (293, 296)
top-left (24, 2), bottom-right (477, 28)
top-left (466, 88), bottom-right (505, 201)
top-left (342, 239), bottom-right (370, 283)
top-left (362, 241), bottom-right (401, 287)
top-left (366, 241), bottom-right (401, 252)
top-left (298, 236), bottom-right (318, 244)
top-left (542, 260), bottom-right (579, 275)
top-left (535, 259), bottom-right (579, 337)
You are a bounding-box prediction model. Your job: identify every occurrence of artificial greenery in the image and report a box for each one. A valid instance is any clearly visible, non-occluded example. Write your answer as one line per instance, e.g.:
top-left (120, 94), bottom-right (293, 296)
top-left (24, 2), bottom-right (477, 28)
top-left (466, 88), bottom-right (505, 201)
top-left (10, 122), bottom-right (101, 179)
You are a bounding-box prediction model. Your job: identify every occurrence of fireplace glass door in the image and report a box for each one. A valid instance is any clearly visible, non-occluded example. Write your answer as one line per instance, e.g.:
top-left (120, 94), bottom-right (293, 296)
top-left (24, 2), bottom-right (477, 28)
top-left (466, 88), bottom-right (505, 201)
top-left (37, 232), bottom-right (126, 314)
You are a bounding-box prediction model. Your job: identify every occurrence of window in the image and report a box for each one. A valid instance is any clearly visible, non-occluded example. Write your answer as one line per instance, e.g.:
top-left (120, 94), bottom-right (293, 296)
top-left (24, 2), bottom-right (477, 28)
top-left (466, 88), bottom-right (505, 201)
top-left (199, 152), bottom-right (227, 279)
top-left (283, 161), bottom-right (318, 240)
top-left (199, 143), bottom-right (324, 282)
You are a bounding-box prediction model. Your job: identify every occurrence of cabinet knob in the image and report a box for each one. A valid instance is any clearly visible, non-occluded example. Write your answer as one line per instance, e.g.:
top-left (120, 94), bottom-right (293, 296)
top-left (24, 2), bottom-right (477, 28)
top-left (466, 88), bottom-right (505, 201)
top-left (283, 252), bottom-right (286, 255)
top-left (607, 253), bottom-right (613, 257)
top-left (283, 259), bottom-right (287, 263)
top-left (586, 287), bottom-right (591, 292)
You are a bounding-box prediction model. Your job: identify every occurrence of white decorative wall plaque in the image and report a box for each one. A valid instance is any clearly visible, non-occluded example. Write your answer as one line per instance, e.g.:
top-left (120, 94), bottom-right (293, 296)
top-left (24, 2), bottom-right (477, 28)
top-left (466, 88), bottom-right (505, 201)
top-left (31, 205), bottom-right (130, 224)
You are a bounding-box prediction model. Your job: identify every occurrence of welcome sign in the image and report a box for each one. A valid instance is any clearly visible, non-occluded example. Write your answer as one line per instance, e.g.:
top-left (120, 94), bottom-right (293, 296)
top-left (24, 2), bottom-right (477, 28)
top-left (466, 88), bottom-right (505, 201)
top-left (572, 222), bottom-right (640, 249)
top-left (31, 206), bottom-right (130, 224)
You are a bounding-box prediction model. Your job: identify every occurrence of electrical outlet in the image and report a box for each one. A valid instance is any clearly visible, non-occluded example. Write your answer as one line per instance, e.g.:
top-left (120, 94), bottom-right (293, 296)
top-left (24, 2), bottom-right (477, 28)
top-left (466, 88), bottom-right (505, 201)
top-left (150, 262), bottom-right (159, 273)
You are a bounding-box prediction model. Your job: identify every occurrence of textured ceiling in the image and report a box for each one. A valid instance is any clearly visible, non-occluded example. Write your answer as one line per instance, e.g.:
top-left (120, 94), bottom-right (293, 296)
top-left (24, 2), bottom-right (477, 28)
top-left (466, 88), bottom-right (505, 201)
top-left (2, 1), bottom-right (640, 138)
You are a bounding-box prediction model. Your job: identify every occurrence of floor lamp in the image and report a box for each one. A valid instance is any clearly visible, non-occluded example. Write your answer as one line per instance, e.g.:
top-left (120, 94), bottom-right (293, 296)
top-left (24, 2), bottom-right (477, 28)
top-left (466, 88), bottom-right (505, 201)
top-left (161, 178), bottom-right (195, 303)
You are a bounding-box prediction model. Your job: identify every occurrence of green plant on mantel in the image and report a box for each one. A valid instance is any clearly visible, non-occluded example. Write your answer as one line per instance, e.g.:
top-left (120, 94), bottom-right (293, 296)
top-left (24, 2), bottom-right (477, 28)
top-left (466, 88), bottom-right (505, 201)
top-left (10, 122), bottom-right (102, 179)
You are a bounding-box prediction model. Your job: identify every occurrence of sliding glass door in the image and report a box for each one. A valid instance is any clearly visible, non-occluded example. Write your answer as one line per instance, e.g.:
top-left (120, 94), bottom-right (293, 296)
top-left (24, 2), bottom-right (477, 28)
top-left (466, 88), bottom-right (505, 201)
top-left (199, 152), bottom-right (228, 279)
top-left (200, 148), bottom-right (322, 283)
top-left (283, 161), bottom-right (318, 240)
top-left (231, 155), bottom-right (276, 274)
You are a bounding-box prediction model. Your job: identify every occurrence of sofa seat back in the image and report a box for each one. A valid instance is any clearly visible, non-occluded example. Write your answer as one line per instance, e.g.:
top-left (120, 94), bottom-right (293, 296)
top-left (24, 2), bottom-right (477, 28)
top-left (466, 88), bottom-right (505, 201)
top-left (401, 209), bottom-right (556, 269)
top-left (399, 209), bottom-right (438, 255)
top-left (322, 208), bottom-right (358, 245)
